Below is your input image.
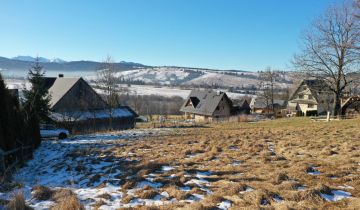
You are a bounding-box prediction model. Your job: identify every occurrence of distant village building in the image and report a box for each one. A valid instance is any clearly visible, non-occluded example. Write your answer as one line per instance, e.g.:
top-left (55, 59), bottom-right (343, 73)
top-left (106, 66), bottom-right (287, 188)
top-left (287, 79), bottom-right (334, 116)
top-left (249, 97), bottom-right (287, 116)
top-left (180, 90), bottom-right (233, 122)
top-left (45, 75), bottom-right (138, 133)
top-left (231, 98), bottom-right (251, 115)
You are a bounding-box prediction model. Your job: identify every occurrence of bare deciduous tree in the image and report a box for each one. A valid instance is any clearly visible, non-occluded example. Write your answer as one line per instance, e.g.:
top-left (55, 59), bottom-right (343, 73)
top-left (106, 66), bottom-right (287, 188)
top-left (129, 91), bottom-right (143, 113)
top-left (96, 55), bottom-right (122, 129)
top-left (257, 67), bottom-right (285, 113)
top-left (293, 2), bottom-right (360, 115)
top-left (96, 55), bottom-right (119, 108)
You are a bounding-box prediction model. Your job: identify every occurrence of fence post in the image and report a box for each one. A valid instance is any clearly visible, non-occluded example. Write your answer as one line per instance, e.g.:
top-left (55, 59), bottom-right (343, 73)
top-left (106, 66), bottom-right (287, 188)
top-left (326, 111), bottom-right (330, 122)
top-left (0, 149), bottom-right (5, 173)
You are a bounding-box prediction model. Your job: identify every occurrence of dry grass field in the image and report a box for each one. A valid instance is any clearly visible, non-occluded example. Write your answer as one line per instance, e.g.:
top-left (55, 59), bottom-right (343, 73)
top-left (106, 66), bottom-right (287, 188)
top-left (116, 117), bottom-right (360, 209)
top-left (2, 117), bottom-right (360, 209)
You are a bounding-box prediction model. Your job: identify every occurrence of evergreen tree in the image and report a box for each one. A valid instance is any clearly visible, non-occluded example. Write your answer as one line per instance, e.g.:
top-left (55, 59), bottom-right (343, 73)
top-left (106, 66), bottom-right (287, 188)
top-left (0, 73), bottom-right (10, 150)
top-left (22, 57), bottom-right (51, 148)
top-left (0, 74), bottom-right (27, 150)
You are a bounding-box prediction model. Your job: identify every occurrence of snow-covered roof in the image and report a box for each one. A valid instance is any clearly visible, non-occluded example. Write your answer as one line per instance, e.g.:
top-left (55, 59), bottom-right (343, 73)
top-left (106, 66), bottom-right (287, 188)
top-left (49, 107), bottom-right (135, 122)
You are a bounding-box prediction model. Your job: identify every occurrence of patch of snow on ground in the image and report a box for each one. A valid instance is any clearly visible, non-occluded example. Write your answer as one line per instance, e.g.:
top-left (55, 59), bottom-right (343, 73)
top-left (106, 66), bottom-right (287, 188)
top-left (240, 187), bottom-right (254, 194)
top-left (136, 181), bottom-right (163, 188)
top-left (217, 200), bottom-right (232, 210)
top-left (297, 186), bottom-right (307, 191)
top-left (185, 179), bottom-right (209, 186)
top-left (273, 195), bottom-right (283, 203)
top-left (307, 167), bottom-right (321, 175)
top-left (186, 153), bottom-right (200, 158)
top-left (195, 171), bottom-right (212, 178)
top-left (179, 186), bottom-right (191, 192)
top-left (338, 185), bottom-right (354, 189)
top-left (185, 194), bottom-right (204, 202)
top-left (230, 161), bottom-right (241, 166)
top-left (161, 166), bottom-right (175, 172)
top-left (30, 201), bottom-right (55, 210)
top-left (320, 190), bottom-right (352, 201)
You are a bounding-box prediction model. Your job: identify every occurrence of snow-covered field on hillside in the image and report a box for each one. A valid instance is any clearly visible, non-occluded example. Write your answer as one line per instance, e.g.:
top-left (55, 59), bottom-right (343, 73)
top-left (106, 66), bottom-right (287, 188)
top-left (113, 67), bottom-right (191, 85)
top-left (100, 67), bottom-right (292, 88)
top-left (5, 79), bottom-right (254, 100)
top-left (93, 84), bottom-right (253, 99)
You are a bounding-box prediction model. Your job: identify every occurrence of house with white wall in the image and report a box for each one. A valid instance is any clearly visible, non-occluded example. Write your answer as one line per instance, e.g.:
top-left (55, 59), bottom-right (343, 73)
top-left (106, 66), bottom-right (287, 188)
top-left (287, 79), bottom-right (334, 116)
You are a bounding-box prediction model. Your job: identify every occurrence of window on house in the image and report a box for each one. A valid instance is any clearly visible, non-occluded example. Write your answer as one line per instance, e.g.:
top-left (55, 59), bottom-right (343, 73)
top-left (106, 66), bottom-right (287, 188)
top-left (299, 94), bottom-right (304, 99)
top-left (308, 104), bottom-right (314, 108)
top-left (308, 95), bottom-right (313, 99)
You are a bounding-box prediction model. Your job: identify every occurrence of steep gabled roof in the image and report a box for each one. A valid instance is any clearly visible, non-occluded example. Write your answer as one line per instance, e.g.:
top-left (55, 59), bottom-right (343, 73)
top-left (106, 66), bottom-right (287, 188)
top-left (232, 98), bottom-right (249, 107)
top-left (122, 106), bottom-right (139, 117)
top-left (44, 77), bottom-right (57, 89)
top-left (180, 90), bottom-right (231, 116)
top-left (289, 79), bottom-right (332, 102)
top-left (250, 98), bottom-right (286, 109)
top-left (48, 77), bottom-right (81, 108)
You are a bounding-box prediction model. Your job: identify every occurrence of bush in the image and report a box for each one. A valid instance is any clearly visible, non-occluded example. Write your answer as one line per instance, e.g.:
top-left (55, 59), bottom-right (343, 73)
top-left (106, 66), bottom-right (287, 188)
top-left (32, 185), bottom-right (53, 200)
top-left (50, 194), bottom-right (84, 210)
top-left (5, 193), bottom-right (33, 210)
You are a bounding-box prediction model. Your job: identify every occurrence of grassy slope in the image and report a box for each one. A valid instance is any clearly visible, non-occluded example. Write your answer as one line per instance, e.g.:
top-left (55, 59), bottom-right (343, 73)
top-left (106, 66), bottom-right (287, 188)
top-left (118, 117), bottom-right (360, 209)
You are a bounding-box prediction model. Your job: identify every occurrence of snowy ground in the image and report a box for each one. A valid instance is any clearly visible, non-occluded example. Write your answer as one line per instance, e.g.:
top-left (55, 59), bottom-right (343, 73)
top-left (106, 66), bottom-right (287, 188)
top-left (93, 84), bottom-right (253, 99)
top-left (0, 129), bottom-right (176, 209)
top-left (0, 128), bottom-right (230, 209)
top-left (5, 79), bottom-right (254, 100)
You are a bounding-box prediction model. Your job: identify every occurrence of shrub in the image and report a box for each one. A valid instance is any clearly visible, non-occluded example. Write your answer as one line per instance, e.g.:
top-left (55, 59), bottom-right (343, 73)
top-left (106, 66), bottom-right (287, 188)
top-left (5, 193), bottom-right (33, 210)
top-left (50, 194), bottom-right (85, 210)
top-left (136, 187), bottom-right (159, 199)
top-left (51, 188), bottom-right (75, 202)
top-left (32, 185), bottom-right (53, 200)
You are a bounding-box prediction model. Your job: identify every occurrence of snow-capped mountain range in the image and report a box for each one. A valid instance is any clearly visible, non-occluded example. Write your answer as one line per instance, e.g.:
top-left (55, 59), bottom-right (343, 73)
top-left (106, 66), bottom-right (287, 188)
top-left (12, 56), bottom-right (67, 63)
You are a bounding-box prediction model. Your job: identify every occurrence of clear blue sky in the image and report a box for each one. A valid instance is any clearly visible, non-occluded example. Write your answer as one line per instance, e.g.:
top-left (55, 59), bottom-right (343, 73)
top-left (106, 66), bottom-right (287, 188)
top-left (0, 0), bottom-right (339, 71)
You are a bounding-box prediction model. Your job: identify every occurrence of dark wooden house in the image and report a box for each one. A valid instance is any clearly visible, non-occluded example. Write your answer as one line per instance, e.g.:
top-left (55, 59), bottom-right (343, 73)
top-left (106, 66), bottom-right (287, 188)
top-left (231, 98), bottom-right (251, 115)
top-left (46, 76), bottom-right (138, 133)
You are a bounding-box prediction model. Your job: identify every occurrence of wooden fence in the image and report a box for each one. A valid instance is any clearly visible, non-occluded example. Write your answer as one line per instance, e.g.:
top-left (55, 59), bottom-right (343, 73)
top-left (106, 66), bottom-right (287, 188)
top-left (0, 142), bottom-right (33, 175)
top-left (310, 114), bottom-right (360, 121)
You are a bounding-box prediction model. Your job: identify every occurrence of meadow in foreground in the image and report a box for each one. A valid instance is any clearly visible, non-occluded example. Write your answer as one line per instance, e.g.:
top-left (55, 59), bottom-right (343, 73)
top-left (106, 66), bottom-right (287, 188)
top-left (1, 117), bottom-right (359, 209)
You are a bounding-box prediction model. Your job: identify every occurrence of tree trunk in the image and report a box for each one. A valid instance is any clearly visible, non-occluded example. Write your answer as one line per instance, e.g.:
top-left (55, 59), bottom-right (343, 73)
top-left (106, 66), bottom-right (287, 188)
top-left (334, 93), bottom-right (342, 116)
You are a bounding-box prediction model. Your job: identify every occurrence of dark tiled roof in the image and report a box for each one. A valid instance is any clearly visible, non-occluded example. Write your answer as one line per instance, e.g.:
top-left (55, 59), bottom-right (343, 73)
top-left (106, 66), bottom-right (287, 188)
top-left (289, 79), bottom-right (333, 103)
top-left (232, 98), bottom-right (248, 107)
top-left (302, 79), bottom-right (331, 91)
top-left (180, 90), bottom-right (230, 116)
top-left (251, 98), bottom-right (286, 109)
top-left (44, 77), bottom-right (57, 89)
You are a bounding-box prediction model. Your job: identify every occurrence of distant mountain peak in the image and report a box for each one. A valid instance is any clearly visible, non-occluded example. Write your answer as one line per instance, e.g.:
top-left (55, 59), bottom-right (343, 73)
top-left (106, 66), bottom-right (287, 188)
top-left (49, 58), bottom-right (67, 63)
top-left (12, 56), bottom-right (67, 63)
